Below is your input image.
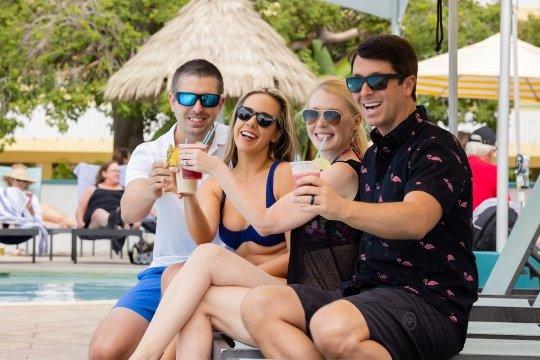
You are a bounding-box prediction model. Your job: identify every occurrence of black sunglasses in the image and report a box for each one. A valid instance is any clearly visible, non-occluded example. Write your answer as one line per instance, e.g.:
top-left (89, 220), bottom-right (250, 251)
top-left (346, 74), bottom-right (405, 93)
top-left (236, 106), bottom-right (279, 128)
top-left (301, 109), bottom-right (356, 126)
top-left (175, 92), bottom-right (221, 107)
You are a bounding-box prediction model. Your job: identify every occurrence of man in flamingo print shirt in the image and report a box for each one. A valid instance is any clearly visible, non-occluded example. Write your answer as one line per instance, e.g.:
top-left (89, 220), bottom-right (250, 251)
top-left (242, 35), bottom-right (478, 360)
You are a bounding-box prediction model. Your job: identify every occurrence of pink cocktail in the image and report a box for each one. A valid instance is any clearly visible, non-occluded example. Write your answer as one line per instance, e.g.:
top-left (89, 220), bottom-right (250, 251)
top-left (293, 171), bottom-right (320, 190)
top-left (290, 161), bottom-right (321, 190)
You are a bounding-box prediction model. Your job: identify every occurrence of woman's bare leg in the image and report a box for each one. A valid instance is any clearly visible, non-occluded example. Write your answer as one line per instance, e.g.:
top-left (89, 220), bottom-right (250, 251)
top-left (160, 264), bottom-right (183, 360)
top-left (176, 286), bottom-right (255, 360)
top-left (41, 202), bottom-right (77, 228)
top-left (88, 209), bottom-right (110, 229)
top-left (129, 243), bottom-right (280, 360)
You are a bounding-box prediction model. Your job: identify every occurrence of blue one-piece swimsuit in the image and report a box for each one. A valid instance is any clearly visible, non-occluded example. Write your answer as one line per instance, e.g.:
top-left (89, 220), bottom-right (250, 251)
top-left (218, 160), bottom-right (285, 250)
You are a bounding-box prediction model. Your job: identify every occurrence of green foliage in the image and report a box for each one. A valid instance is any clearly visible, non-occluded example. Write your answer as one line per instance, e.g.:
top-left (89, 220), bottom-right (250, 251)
top-left (404, 0), bottom-right (500, 60)
top-left (0, 0), bottom-right (188, 151)
top-left (52, 160), bottom-right (75, 180)
top-left (519, 14), bottom-right (540, 47)
top-left (312, 40), bottom-right (336, 75)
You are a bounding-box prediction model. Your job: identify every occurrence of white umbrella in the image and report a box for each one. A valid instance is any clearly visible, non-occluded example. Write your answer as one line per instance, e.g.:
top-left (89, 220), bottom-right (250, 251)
top-left (417, 33), bottom-right (540, 102)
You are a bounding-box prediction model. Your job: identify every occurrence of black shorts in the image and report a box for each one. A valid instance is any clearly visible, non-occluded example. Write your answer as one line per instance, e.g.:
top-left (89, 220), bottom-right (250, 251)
top-left (289, 284), bottom-right (464, 360)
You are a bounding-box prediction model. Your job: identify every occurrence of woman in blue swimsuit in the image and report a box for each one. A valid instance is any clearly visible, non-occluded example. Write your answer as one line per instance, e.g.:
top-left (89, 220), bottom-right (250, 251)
top-left (130, 78), bottom-right (368, 360)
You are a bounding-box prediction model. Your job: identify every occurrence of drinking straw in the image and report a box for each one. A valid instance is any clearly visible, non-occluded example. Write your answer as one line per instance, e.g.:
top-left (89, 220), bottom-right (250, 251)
top-left (202, 123), bottom-right (217, 145)
top-left (315, 136), bottom-right (327, 159)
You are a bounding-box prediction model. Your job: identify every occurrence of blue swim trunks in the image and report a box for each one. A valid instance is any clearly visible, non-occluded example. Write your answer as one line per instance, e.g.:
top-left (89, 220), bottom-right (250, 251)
top-left (115, 266), bottom-right (165, 322)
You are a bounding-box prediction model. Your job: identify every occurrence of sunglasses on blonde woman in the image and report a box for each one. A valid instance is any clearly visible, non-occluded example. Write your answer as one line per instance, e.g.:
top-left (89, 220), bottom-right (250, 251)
top-left (301, 109), bottom-right (357, 126)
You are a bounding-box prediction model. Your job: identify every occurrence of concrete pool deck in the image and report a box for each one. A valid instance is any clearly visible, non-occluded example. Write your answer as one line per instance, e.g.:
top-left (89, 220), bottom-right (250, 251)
top-left (0, 300), bottom-right (114, 359)
top-left (0, 260), bottom-right (144, 359)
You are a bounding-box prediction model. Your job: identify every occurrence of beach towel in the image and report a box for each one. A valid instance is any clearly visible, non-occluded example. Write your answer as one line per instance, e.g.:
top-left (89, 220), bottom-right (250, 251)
top-left (0, 187), bottom-right (48, 255)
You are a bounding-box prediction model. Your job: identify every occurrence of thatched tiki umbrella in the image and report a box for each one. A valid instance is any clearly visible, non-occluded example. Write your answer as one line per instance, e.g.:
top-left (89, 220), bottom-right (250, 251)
top-left (105, 0), bottom-right (316, 109)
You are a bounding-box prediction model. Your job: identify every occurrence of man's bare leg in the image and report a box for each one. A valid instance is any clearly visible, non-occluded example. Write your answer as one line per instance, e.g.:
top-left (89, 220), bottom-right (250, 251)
top-left (241, 285), bottom-right (323, 360)
top-left (89, 307), bottom-right (148, 360)
top-left (309, 300), bottom-right (391, 360)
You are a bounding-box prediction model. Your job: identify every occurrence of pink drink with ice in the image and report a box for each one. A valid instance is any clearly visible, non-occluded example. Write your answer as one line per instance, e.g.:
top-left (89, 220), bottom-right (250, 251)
top-left (293, 171), bottom-right (320, 190)
top-left (291, 161), bottom-right (321, 190)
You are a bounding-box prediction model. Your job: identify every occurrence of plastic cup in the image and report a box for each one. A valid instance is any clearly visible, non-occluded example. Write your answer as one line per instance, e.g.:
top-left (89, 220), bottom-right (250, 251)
top-left (176, 144), bottom-right (204, 194)
top-left (291, 161), bottom-right (320, 190)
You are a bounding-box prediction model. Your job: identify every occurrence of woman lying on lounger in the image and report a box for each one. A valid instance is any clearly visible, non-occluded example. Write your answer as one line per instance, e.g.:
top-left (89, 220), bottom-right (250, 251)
top-left (129, 77), bottom-right (369, 360)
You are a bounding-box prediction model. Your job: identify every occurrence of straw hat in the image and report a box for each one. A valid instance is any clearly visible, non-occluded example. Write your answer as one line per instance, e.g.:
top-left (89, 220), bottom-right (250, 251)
top-left (3, 164), bottom-right (36, 183)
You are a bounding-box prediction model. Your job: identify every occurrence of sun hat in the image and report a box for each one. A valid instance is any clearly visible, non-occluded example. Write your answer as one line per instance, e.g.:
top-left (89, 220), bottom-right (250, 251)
top-left (3, 164), bottom-right (36, 183)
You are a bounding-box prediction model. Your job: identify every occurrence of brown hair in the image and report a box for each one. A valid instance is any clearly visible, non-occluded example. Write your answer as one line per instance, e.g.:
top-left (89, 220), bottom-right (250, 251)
top-left (171, 59), bottom-right (224, 94)
top-left (223, 88), bottom-right (298, 168)
top-left (112, 148), bottom-right (130, 165)
top-left (95, 161), bottom-right (116, 185)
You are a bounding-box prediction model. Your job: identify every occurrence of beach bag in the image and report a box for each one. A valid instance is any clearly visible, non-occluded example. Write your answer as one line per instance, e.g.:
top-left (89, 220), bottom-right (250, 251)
top-left (128, 238), bottom-right (153, 265)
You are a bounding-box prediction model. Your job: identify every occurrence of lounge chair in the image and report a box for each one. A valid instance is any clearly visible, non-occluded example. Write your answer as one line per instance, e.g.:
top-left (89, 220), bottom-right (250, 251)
top-left (70, 162), bottom-right (142, 264)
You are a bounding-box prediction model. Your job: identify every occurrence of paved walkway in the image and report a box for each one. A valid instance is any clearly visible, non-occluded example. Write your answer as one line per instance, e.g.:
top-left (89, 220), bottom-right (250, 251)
top-left (0, 259), bottom-right (142, 359)
top-left (0, 300), bottom-right (113, 360)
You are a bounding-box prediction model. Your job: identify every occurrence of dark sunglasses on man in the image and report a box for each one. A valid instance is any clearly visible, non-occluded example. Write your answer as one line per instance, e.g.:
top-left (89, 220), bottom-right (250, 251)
top-left (346, 73), bottom-right (405, 93)
top-left (301, 109), bottom-right (357, 126)
top-left (175, 92), bottom-right (221, 108)
top-left (236, 106), bottom-right (279, 128)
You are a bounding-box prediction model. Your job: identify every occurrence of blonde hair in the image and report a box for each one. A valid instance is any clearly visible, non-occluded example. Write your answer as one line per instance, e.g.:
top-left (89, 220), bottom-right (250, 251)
top-left (306, 76), bottom-right (369, 156)
top-left (224, 88), bottom-right (298, 167)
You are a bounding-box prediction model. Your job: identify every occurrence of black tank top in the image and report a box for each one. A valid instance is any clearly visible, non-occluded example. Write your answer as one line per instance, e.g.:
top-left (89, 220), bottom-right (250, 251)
top-left (83, 187), bottom-right (123, 227)
top-left (286, 159), bottom-right (363, 291)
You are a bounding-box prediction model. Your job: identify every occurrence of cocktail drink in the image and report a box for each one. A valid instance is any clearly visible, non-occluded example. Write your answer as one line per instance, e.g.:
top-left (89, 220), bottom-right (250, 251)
top-left (176, 143), bottom-right (204, 194)
top-left (290, 161), bottom-right (321, 190)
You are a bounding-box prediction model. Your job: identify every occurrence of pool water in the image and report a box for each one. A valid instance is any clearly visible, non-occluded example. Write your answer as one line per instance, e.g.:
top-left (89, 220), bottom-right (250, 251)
top-left (0, 271), bottom-right (137, 302)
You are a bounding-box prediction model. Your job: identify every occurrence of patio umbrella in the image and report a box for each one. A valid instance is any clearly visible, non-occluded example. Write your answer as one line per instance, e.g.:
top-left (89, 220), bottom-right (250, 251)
top-left (417, 33), bottom-right (540, 103)
top-left (104, 0), bottom-right (315, 103)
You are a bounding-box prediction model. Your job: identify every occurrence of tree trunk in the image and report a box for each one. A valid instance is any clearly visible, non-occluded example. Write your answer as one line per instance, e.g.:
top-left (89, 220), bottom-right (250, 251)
top-left (112, 103), bottom-right (144, 153)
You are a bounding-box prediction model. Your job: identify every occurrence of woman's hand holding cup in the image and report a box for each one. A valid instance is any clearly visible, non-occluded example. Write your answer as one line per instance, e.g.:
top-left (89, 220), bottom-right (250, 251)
top-left (293, 175), bottom-right (343, 221)
top-left (178, 143), bottom-right (219, 174)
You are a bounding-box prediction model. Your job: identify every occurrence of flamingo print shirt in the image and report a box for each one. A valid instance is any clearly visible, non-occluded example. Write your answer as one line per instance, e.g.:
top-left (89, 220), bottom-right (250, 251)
top-left (346, 106), bottom-right (478, 334)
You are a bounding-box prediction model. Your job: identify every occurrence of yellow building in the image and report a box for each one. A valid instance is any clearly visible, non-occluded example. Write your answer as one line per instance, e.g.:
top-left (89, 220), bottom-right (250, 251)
top-left (0, 107), bottom-right (113, 179)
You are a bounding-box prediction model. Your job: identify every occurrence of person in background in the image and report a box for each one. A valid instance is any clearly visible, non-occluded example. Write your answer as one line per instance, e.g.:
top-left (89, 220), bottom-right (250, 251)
top-left (113, 148), bottom-right (131, 165)
top-left (75, 161), bottom-right (127, 231)
top-left (1, 164), bottom-right (50, 255)
top-left (4, 164), bottom-right (76, 229)
top-left (457, 131), bottom-right (471, 150)
top-left (465, 126), bottom-right (497, 210)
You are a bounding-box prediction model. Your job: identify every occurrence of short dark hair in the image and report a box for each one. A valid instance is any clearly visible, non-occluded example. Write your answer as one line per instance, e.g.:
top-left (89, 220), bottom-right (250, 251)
top-left (351, 35), bottom-right (418, 101)
top-left (171, 59), bottom-right (224, 94)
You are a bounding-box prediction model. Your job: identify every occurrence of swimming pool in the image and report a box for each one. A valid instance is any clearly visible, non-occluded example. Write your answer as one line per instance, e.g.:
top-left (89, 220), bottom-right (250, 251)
top-left (0, 271), bottom-right (137, 302)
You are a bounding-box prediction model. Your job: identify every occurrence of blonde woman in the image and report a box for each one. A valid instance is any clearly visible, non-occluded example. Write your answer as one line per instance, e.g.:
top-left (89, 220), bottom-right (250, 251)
top-left (130, 78), bottom-right (368, 360)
